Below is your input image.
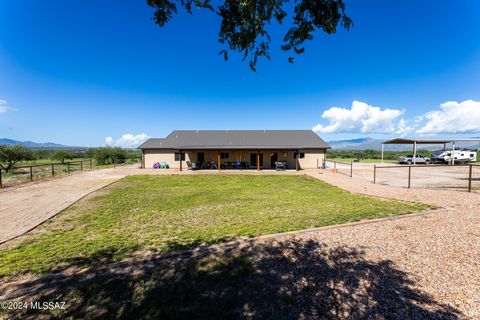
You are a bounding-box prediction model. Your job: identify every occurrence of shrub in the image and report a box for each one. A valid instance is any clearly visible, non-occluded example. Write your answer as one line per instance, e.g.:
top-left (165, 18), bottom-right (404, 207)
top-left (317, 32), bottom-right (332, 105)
top-left (0, 144), bottom-right (33, 172)
top-left (93, 147), bottom-right (127, 165)
top-left (50, 150), bottom-right (74, 164)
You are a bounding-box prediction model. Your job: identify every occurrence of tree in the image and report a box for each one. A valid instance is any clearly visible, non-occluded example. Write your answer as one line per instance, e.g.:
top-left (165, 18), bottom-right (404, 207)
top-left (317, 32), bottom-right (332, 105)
top-left (147, 0), bottom-right (352, 71)
top-left (0, 144), bottom-right (33, 172)
top-left (50, 150), bottom-right (74, 164)
top-left (93, 147), bottom-right (128, 165)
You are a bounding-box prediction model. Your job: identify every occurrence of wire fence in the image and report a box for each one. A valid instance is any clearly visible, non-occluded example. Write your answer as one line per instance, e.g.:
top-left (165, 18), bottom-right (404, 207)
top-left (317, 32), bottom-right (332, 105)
top-left (372, 163), bottom-right (480, 192)
top-left (0, 159), bottom-right (93, 189)
top-left (323, 160), bottom-right (353, 177)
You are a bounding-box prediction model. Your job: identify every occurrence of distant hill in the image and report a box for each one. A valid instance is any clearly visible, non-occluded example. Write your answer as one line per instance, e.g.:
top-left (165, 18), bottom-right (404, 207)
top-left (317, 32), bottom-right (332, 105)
top-left (327, 137), bottom-right (480, 151)
top-left (0, 138), bottom-right (80, 149)
top-left (327, 138), bottom-right (383, 150)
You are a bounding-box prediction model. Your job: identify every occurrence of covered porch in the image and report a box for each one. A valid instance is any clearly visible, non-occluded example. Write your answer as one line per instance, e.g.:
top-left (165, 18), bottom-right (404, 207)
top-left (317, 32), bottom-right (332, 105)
top-left (178, 149), bottom-right (303, 171)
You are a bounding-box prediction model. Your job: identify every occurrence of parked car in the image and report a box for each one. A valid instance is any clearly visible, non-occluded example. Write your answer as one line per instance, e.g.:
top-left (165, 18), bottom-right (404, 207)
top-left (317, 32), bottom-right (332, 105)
top-left (397, 154), bottom-right (430, 165)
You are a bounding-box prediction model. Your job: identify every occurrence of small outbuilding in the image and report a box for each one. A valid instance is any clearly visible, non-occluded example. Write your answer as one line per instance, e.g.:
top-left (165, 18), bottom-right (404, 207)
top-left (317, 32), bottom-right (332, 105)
top-left (138, 130), bottom-right (330, 170)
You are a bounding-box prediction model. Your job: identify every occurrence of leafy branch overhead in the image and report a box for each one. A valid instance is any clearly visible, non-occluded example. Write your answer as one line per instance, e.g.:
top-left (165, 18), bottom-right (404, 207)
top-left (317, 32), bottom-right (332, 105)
top-left (146, 0), bottom-right (352, 70)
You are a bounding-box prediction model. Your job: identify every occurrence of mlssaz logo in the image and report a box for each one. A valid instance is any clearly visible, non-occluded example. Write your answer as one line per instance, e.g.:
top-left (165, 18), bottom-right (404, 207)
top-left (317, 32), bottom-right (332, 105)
top-left (29, 301), bottom-right (66, 310)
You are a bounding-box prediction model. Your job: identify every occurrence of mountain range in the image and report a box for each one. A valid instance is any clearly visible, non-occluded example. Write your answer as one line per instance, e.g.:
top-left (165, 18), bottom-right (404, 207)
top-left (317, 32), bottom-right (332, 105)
top-left (0, 138), bottom-right (76, 149)
top-left (1, 137), bottom-right (478, 151)
top-left (327, 137), bottom-right (480, 151)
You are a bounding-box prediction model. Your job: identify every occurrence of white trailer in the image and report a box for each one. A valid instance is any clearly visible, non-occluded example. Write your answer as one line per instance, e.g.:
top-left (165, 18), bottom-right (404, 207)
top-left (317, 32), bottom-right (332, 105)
top-left (431, 149), bottom-right (477, 164)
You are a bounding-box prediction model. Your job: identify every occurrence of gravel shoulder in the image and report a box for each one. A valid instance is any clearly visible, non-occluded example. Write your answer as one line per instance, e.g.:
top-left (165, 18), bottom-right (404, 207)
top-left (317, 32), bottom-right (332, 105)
top-left (301, 170), bottom-right (480, 318)
top-left (0, 168), bottom-right (131, 244)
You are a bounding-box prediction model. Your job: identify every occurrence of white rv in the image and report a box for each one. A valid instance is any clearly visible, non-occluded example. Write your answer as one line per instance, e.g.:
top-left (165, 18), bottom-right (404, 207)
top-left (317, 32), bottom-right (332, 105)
top-left (431, 149), bottom-right (477, 164)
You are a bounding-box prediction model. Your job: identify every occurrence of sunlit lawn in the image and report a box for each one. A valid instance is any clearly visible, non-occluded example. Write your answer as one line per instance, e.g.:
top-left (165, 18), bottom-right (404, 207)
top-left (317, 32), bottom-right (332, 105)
top-left (0, 175), bottom-right (428, 279)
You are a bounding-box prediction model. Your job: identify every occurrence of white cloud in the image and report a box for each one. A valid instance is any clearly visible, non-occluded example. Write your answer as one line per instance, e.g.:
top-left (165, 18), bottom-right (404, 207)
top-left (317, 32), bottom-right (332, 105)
top-left (105, 136), bottom-right (114, 146)
top-left (312, 101), bottom-right (403, 134)
top-left (105, 133), bottom-right (149, 147)
top-left (417, 100), bottom-right (480, 134)
top-left (0, 100), bottom-right (14, 113)
top-left (396, 119), bottom-right (417, 137)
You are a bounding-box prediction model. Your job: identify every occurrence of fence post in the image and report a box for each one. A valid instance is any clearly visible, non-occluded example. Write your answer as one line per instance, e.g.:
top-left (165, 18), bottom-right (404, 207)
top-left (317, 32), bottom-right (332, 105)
top-left (468, 165), bottom-right (472, 192)
top-left (90, 159), bottom-right (93, 170)
top-left (373, 165), bottom-right (376, 183)
top-left (52, 164), bottom-right (55, 177)
top-left (67, 162), bottom-right (70, 174)
top-left (350, 162), bottom-right (353, 177)
top-left (80, 161), bottom-right (83, 171)
top-left (30, 166), bottom-right (33, 181)
top-left (407, 166), bottom-right (411, 189)
top-left (0, 169), bottom-right (2, 188)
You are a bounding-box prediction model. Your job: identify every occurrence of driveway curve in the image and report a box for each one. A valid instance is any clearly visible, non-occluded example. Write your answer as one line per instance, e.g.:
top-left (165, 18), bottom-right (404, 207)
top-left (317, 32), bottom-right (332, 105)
top-left (0, 168), bottom-right (130, 244)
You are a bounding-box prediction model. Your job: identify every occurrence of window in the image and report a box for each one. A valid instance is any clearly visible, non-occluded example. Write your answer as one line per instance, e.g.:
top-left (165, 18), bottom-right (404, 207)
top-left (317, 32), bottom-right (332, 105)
top-left (220, 152), bottom-right (229, 159)
top-left (294, 152), bottom-right (305, 159)
top-left (471, 154), bottom-right (475, 157)
top-left (174, 152), bottom-right (185, 161)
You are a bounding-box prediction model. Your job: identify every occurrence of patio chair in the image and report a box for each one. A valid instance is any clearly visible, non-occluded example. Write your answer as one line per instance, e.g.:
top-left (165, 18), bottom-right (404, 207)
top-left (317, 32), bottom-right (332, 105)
top-left (275, 161), bottom-right (286, 171)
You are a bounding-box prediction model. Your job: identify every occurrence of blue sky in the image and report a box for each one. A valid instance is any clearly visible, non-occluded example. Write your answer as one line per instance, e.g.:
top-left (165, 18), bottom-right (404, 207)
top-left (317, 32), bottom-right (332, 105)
top-left (1, 0), bottom-right (480, 146)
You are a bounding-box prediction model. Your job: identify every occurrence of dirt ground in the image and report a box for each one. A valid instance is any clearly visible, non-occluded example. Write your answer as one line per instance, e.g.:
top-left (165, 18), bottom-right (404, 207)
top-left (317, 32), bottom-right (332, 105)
top-left (1, 167), bottom-right (479, 318)
top-left (326, 162), bottom-right (480, 191)
top-left (0, 168), bottom-right (132, 244)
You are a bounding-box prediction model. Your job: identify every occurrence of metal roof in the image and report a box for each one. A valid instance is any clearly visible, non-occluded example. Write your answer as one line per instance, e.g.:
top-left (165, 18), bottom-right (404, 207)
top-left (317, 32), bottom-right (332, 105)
top-left (382, 138), bottom-right (480, 145)
top-left (138, 130), bottom-right (330, 150)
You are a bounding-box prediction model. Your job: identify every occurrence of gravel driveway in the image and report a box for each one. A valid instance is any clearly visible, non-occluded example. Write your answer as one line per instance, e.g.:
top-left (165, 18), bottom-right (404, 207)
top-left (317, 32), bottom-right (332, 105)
top-left (300, 170), bottom-right (480, 318)
top-left (0, 168), bottom-right (131, 244)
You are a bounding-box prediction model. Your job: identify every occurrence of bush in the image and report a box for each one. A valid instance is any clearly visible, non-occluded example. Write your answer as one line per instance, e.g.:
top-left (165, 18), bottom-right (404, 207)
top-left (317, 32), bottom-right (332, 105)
top-left (0, 144), bottom-right (33, 171)
top-left (93, 147), bottom-right (128, 165)
top-left (50, 150), bottom-right (74, 164)
top-left (327, 149), bottom-right (431, 161)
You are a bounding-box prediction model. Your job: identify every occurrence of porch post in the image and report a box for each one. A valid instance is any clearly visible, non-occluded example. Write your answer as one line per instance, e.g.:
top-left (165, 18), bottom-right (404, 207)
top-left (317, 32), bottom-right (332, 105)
top-left (452, 142), bottom-right (455, 165)
top-left (257, 152), bottom-right (260, 171)
top-left (381, 143), bottom-right (384, 164)
top-left (217, 152), bottom-right (221, 172)
top-left (295, 151), bottom-right (299, 171)
top-left (179, 150), bottom-right (182, 171)
top-left (413, 142), bottom-right (417, 165)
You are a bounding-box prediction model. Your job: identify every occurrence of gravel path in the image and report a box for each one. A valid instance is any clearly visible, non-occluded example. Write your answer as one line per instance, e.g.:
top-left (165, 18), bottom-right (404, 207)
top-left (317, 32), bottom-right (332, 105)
top-left (297, 170), bottom-right (480, 318)
top-left (0, 168), bottom-right (131, 244)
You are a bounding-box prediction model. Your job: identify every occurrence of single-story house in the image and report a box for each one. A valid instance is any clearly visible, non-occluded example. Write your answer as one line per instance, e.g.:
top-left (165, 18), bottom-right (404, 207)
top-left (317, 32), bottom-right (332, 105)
top-left (138, 130), bottom-right (330, 170)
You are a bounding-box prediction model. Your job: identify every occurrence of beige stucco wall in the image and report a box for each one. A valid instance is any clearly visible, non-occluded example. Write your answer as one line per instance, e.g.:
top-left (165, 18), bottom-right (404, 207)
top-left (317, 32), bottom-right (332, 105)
top-left (298, 149), bottom-right (326, 169)
top-left (143, 149), bottom-right (191, 169)
top-left (142, 148), bottom-right (326, 170)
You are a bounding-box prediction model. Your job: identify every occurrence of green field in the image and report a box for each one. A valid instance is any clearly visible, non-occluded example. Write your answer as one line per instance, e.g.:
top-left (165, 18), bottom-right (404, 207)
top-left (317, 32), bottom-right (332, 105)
top-left (326, 158), bottom-right (397, 164)
top-left (0, 175), bottom-right (428, 280)
top-left (1, 158), bottom-right (139, 188)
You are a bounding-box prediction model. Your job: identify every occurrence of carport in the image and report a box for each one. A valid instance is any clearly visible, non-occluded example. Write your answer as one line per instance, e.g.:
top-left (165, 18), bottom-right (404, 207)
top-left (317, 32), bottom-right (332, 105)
top-left (381, 138), bottom-right (480, 164)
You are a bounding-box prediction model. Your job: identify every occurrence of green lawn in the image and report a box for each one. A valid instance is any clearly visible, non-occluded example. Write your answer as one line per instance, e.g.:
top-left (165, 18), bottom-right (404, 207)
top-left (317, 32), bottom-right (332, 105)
top-left (0, 175), bottom-right (428, 279)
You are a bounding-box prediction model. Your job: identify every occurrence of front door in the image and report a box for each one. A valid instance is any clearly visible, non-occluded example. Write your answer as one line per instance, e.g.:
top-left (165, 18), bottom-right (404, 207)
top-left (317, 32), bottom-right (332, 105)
top-left (197, 152), bottom-right (205, 165)
top-left (270, 152), bottom-right (278, 168)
